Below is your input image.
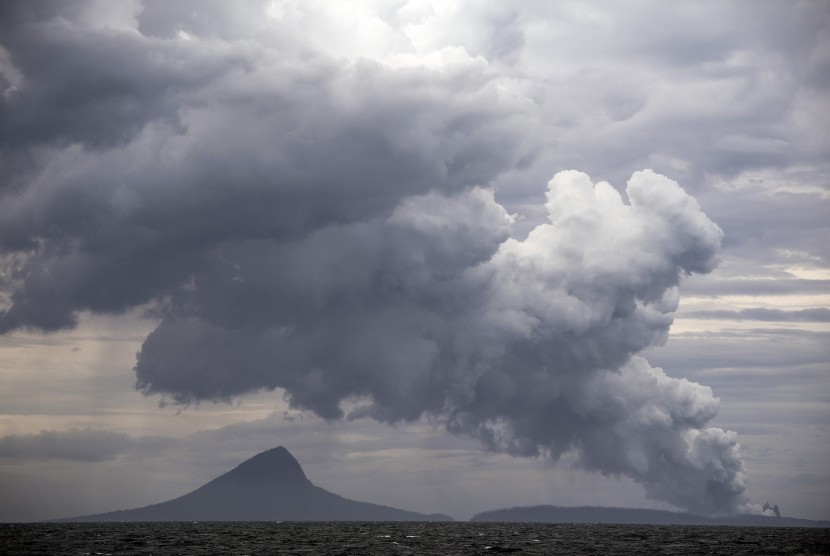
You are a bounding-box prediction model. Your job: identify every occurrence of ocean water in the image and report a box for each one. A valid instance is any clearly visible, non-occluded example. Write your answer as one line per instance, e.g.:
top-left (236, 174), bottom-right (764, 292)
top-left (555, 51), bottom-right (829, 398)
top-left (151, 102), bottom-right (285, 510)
top-left (2, 521), bottom-right (829, 555)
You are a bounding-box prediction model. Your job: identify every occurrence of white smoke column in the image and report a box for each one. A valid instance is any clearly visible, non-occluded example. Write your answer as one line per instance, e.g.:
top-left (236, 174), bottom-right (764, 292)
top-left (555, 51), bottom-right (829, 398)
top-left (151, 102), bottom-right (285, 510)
top-left (133, 169), bottom-right (748, 515)
top-left (436, 169), bottom-right (745, 514)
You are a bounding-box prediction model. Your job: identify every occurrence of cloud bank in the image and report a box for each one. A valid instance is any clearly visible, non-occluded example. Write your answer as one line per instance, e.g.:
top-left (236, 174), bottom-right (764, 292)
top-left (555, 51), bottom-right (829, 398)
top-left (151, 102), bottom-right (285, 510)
top-left (0, 1), bottom-right (759, 515)
top-left (0, 429), bottom-right (132, 462)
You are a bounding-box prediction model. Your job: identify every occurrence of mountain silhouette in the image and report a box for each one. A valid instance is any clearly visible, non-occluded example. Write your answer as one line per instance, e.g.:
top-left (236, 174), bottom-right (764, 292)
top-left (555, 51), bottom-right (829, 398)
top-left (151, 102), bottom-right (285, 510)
top-left (59, 447), bottom-right (452, 522)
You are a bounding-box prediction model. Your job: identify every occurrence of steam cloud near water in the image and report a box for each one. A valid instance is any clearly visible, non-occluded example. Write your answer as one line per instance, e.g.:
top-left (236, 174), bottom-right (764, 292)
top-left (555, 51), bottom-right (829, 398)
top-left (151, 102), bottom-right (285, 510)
top-left (134, 170), bottom-right (744, 515)
top-left (0, 1), bottom-right (752, 516)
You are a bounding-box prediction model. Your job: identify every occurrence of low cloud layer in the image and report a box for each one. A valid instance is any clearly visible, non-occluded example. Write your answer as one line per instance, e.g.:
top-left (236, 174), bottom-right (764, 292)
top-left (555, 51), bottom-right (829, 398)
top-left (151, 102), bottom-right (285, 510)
top-left (684, 308), bottom-right (830, 323)
top-left (4, 0), bottom-right (823, 517)
top-left (0, 428), bottom-right (132, 462)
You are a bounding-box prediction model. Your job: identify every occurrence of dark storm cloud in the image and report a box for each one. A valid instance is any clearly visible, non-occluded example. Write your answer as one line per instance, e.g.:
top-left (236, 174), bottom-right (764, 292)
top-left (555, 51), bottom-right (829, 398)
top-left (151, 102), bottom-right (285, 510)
top-left (0, 1), bottom-right (215, 150)
top-left (0, 1), bottom-right (532, 331)
top-left (3, 0), bottom-right (825, 516)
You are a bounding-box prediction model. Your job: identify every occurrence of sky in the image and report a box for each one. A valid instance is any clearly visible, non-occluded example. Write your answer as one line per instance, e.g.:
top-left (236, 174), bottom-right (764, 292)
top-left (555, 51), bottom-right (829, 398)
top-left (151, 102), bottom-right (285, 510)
top-left (0, 0), bottom-right (828, 522)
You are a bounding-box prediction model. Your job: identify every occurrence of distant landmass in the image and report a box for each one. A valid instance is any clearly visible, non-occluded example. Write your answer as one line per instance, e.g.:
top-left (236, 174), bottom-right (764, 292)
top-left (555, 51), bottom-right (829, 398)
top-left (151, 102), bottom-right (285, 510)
top-left (54, 447), bottom-right (828, 526)
top-left (472, 505), bottom-right (830, 528)
top-left (57, 447), bottom-right (452, 522)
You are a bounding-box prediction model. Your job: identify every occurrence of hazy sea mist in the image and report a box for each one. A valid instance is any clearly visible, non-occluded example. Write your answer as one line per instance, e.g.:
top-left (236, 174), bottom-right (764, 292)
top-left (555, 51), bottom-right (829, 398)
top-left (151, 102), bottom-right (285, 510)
top-left (2, 522), bottom-right (829, 555)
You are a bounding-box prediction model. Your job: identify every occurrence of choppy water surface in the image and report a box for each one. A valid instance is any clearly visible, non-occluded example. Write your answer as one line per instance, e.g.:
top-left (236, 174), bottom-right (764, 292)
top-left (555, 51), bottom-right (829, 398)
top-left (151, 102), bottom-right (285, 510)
top-left (2, 521), bottom-right (828, 555)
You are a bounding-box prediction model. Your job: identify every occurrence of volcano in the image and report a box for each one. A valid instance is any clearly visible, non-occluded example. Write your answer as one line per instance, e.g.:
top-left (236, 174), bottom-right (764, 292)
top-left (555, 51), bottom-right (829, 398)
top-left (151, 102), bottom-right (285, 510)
top-left (59, 447), bottom-right (451, 521)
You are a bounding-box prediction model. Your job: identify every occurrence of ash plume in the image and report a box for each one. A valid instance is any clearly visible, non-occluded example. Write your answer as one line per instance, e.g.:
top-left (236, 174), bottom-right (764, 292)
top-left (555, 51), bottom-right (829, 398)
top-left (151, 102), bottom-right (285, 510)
top-left (135, 171), bottom-right (746, 514)
top-left (0, 1), bottom-right (754, 516)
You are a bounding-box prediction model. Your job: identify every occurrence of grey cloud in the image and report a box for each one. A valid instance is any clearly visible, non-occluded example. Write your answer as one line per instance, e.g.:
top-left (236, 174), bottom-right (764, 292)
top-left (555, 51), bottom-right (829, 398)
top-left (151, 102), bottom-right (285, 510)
top-left (683, 308), bottom-right (830, 322)
top-left (681, 278), bottom-right (830, 298)
top-left (647, 329), bottom-right (830, 373)
top-left (135, 186), bottom-right (514, 417)
top-left (791, 473), bottom-right (829, 486)
top-left (0, 2), bottom-right (532, 332)
top-left (136, 0), bottom-right (273, 40)
top-left (0, 428), bottom-right (132, 461)
top-left (700, 188), bottom-right (830, 266)
top-left (0, 2), bottom-right (214, 151)
top-left (405, 3), bottom-right (526, 64)
top-left (498, 0), bottom-right (830, 199)
top-left (643, 329), bottom-right (830, 428)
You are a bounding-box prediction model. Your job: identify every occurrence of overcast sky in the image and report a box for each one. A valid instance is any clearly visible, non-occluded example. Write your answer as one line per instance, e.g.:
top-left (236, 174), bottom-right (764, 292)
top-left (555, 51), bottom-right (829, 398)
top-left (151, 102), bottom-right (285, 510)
top-left (0, 0), bottom-right (828, 522)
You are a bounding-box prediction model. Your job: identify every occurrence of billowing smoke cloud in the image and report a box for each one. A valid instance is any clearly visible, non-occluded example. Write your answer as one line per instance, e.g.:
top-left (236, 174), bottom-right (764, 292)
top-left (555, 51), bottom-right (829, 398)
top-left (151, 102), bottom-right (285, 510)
top-left (0, 1), bottom-right (751, 515)
top-left (131, 169), bottom-right (742, 514)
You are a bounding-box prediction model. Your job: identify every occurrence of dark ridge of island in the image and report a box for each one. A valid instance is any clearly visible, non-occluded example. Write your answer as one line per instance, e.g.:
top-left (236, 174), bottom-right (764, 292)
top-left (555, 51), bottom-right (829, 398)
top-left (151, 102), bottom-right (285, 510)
top-left (55, 446), bottom-right (452, 522)
top-left (471, 505), bottom-right (830, 528)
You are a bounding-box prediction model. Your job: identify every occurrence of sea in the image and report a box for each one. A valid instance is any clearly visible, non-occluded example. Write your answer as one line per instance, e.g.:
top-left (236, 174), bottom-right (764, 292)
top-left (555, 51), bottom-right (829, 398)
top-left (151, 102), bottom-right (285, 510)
top-left (2, 521), bottom-right (829, 555)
